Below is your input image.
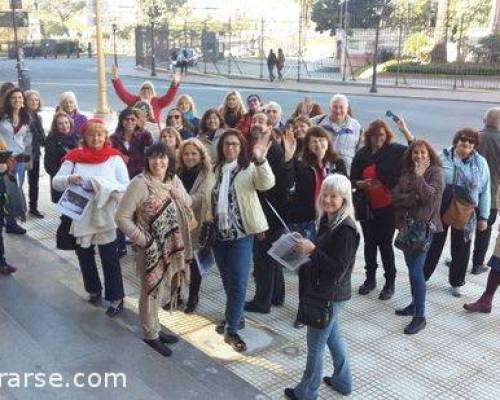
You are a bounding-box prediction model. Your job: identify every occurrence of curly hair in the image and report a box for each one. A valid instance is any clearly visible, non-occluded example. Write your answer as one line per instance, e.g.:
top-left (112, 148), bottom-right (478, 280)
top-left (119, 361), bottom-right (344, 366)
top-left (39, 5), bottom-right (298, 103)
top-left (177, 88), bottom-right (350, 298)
top-left (200, 108), bottom-right (226, 134)
top-left (302, 126), bottom-right (339, 167)
top-left (402, 139), bottom-right (441, 172)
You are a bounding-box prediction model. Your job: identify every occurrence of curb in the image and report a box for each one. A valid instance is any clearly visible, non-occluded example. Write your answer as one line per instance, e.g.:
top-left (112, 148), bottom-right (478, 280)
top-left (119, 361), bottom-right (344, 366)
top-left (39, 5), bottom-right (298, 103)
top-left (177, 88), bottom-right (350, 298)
top-left (119, 68), bottom-right (499, 105)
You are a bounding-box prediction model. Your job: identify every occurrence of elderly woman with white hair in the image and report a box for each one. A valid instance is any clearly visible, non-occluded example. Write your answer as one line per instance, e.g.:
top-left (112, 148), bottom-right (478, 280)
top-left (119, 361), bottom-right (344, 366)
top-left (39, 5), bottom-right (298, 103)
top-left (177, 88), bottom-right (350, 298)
top-left (58, 91), bottom-right (88, 136)
top-left (265, 101), bottom-right (285, 130)
top-left (112, 65), bottom-right (180, 125)
top-left (284, 174), bottom-right (360, 400)
top-left (312, 94), bottom-right (362, 173)
top-left (471, 107), bottom-right (500, 275)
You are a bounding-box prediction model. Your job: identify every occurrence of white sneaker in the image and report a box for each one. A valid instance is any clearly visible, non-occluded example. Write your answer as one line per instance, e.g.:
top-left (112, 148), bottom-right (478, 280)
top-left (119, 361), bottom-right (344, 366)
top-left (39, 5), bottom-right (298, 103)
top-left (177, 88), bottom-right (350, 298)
top-left (450, 286), bottom-right (462, 298)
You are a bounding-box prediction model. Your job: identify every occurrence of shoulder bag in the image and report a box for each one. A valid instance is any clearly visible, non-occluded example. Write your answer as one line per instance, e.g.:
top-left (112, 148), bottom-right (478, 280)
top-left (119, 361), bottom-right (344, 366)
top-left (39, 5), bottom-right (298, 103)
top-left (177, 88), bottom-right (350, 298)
top-left (442, 164), bottom-right (474, 230)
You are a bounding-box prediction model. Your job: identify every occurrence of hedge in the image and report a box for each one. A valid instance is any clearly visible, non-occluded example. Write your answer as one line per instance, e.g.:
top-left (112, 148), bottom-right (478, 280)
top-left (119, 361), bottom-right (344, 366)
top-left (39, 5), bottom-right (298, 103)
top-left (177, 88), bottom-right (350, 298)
top-left (384, 62), bottom-right (500, 76)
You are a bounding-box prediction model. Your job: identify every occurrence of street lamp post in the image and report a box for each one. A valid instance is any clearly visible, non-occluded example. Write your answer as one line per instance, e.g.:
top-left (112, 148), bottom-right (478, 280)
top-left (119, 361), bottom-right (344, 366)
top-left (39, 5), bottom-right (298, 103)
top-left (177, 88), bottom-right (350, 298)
top-left (94, 0), bottom-right (110, 117)
top-left (10, 0), bottom-right (30, 90)
top-left (112, 23), bottom-right (118, 66)
top-left (369, 0), bottom-right (385, 93)
top-left (149, 4), bottom-right (159, 77)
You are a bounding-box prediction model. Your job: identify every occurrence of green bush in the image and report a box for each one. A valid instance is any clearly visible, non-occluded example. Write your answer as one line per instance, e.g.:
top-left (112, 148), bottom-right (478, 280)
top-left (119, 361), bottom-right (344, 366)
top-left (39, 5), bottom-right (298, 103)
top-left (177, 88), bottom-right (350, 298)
top-left (384, 62), bottom-right (500, 76)
top-left (403, 32), bottom-right (432, 62)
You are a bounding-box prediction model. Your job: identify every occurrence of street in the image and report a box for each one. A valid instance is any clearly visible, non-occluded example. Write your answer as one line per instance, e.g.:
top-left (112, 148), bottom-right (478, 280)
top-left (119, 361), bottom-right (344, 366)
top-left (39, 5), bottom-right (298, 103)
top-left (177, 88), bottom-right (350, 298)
top-left (0, 57), bottom-right (496, 150)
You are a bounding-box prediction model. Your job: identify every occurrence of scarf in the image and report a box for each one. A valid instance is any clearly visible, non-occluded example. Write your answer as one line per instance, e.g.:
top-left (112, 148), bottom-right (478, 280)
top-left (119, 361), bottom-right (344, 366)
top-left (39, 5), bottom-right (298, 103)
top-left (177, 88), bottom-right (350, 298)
top-left (64, 144), bottom-right (123, 164)
top-left (217, 160), bottom-right (238, 231)
top-left (451, 148), bottom-right (483, 241)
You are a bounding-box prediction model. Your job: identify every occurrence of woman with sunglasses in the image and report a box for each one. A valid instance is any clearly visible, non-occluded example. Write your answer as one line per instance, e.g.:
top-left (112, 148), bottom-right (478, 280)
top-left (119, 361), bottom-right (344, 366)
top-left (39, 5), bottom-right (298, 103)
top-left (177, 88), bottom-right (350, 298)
top-left (424, 129), bottom-right (491, 297)
top-left (112, 65), bottom-right (180, 125)
top-left (166, 108), bottom-right (195, 140)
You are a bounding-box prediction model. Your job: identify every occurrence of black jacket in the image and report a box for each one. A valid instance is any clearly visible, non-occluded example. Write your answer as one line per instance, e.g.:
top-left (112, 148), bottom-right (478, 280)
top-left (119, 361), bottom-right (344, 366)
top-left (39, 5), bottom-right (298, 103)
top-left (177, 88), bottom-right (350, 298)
top-left (29, 114), bottom-right (46, 159)
top-left (44, 134), bottom-right (78, 203)
top-left (350, 142), bottom-right (407, 190)
top-left (285, 158), bottom-right (347, 223)
top-left (300, 216), bottom-right (360, 302)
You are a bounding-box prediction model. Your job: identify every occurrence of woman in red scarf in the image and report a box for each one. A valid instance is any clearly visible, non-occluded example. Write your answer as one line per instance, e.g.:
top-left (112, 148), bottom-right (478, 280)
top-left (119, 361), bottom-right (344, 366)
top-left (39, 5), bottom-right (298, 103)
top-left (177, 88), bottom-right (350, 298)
top-left (52, 119), bottom-right (130, 317)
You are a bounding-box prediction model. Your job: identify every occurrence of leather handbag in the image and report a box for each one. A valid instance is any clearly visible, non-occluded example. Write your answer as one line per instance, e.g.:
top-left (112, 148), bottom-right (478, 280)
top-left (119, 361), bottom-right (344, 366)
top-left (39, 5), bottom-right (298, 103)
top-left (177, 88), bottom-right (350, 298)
top-left (0, 173), bottom-right (26, 220)
top-left (352, 189), bottom-right (373, 222)
top-left (56, 215), bottom-right (77, 251)
top-left (442, 166), bottom-right (474, 230)
top-left (297, 292), bottom-right (333, 329)
top-left (394, 215), bottom-right (432, 255)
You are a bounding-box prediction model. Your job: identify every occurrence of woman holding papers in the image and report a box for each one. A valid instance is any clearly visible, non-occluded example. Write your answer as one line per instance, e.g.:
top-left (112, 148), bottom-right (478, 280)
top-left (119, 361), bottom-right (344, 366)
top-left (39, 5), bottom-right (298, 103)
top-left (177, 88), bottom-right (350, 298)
top-left (116, 142), bottom-right (193, 357)
top-left (53, 119), bottom-right (129, 318)
top-left (285, 174), bottom-right (359, 400)
top-left (207, 128), bottom-right (275, 353)
top-left (177, 138), bottom-right (215, 314)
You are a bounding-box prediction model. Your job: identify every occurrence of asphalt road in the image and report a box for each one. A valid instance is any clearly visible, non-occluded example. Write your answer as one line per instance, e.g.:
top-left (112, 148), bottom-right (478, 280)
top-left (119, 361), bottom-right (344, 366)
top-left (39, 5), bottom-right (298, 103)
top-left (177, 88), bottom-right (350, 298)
top-left (0, 56), bottom-right (496, 150)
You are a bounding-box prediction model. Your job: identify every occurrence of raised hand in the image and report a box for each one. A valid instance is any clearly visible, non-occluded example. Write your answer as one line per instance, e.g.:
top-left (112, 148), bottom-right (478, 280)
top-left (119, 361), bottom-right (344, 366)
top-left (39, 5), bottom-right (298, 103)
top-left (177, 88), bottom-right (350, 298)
top-left (172, 71), bottom-right (181, 85)
top-left (283, 129), bottom-right (297, 162)
top-left (252, 133), bottom-right (271, 163)
top-left (112, 65), bottom-right (119, 80)
top-left (414, 159), bottom-right (430, 176)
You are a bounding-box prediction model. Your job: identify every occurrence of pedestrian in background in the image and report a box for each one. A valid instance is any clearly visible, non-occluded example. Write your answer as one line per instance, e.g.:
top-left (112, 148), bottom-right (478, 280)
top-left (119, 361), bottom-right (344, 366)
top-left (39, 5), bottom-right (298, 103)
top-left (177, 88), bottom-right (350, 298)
top-left (391, 140), bottom-right (444, 334)
top-left (25, 89), bottom-right (46, 219)
top-left (424, 128), bottom-right (491, 297)
top-left (53, 119), bottom-right (129, 317)
top-left (277, 48), bottom-right (285, 81)
top-left (471, 107), bottom-right (500, 275)
top-left (267, 49), bottom-right (277, 82)
top-left (285, 174), bottom-right (359, 400)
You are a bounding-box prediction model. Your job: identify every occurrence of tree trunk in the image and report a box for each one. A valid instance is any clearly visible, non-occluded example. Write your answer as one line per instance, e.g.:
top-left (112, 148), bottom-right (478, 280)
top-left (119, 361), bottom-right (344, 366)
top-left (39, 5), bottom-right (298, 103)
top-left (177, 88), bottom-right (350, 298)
top-left (491, 0), bottom-right (500, 33)
top-left (431, 0), bottom-right (449, 63)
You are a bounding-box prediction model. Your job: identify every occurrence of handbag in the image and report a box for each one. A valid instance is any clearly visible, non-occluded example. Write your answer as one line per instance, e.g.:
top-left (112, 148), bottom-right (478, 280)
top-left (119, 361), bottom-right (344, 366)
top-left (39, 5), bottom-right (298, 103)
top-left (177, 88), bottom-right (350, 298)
top-left (56, 215), bottom-right (77, 250)
top-left (198, 221), bottom-right (217, 248)
top-left (352, 189), bottom-right (373, 222)
top-left (442, 165), bottom-right (474, 230)
top-left (297, 292), bottom-right (333, 329)
top-left (0, 173), bottom-right (26, 220)
top-left (394, 215), bottom-right (432, 255)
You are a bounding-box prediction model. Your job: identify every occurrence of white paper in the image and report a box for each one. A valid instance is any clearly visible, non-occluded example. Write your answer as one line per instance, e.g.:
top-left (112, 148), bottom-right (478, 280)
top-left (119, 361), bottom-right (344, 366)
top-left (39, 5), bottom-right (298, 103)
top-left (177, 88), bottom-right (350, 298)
top-left (56, 184), bottom-right (95, 222)
top-left (267, 232), bottom-right (310, 271)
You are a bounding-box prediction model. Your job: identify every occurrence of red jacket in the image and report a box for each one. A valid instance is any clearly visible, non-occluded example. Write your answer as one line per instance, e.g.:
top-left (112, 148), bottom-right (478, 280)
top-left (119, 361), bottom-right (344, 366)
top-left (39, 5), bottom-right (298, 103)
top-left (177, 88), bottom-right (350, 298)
top-left (235, 112), bottom-right (254, 142)
top-left (112, 78), bottom-right (179, 123)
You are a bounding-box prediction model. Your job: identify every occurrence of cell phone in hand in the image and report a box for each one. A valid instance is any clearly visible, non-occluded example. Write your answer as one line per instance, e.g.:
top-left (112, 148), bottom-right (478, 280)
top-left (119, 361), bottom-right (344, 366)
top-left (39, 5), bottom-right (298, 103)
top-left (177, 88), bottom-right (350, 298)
top-left (385, 110), bottom-right (400, 123)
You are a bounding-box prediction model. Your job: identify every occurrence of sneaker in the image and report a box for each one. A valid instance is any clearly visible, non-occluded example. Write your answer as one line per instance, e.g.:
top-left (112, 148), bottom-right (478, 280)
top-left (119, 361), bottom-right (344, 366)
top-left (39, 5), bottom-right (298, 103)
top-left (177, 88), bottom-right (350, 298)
top-left (29, 209), bottom-right (44, 219)
top-left (471, 265), bottom-right (488, 275)
top-left (463, 294), bottom-right (492, 313)
top-left (6, 224), bottom-right (26, 235)
top-left (378, 283), bottom-right (395, 300)
top-left (244, 301), bottom-right (270, 314)
top-left (158, 331), bottom-right (179, 344)
top-left (143, 338), bottom-right (172, 357)
top-left (224, 332), bottom-right (247, 352)
top-left (323, 377), bottom-right (352, 396)
top-left (0, 264), bottom-right (17, 275)
top-left (358, 278), bottom-right (376, 295)
top-left (404, 316), bottom-right (427, 335)
top-left (395, 304), bottom-right (415, 317)
top-left (284, 388), bottom-right (299, 400)
top-left (450, 286), bottom-right (463, 298)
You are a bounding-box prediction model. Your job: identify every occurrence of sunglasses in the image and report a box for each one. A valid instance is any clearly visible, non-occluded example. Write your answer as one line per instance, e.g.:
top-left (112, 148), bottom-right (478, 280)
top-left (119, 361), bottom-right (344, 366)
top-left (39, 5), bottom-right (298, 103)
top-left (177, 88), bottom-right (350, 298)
top-left (124, 117), bottom-right (136, 122)
top-left (459, 137), bottom-right (475, 145)
top-left (168, 115), bottom-right (181, 119)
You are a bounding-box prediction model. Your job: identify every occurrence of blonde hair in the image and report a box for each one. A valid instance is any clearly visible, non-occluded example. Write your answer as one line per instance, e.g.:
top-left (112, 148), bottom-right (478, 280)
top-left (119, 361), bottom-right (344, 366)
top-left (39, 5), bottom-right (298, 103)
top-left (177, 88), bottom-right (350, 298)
top-left (220, 90), bottom-right (246, 118)
top-left (159, 126), bottom-right (182, 150)
top-left (177, 94), bottom-right (197, 115)
top-left (177, 138), bottom-right (212, 173)
top-left (80, 122), bottom-right (110, 148)
top-left (25, 89), bottom-right (43, 112)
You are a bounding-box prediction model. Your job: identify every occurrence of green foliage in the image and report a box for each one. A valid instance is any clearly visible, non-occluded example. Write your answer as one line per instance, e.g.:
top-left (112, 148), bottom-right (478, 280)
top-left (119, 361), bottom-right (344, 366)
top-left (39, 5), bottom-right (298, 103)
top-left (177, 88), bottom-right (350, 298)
top-left (384, 61), bottom-right (500, 76)
top-left (403, 32), bottom-right (432, 61)
top-left (36, 0), bottom-right (86, 37)
top-left (137, 0), bottom-right (188, 25)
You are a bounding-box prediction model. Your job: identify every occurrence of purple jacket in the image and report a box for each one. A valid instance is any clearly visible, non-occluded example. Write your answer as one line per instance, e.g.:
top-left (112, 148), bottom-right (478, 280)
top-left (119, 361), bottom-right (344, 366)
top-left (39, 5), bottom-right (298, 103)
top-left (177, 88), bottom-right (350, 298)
top-left (110, 129), bottom-right (153, 178)
top-left (70, 110), bottom-right (88, 136)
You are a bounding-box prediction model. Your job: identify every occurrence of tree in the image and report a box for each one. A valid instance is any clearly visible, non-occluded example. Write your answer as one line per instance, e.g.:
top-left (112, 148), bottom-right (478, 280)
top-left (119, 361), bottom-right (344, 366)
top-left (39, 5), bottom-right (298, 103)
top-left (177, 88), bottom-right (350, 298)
top-left (430, 0), bottom-right (449, 62)
top-left (36, 0), bottom-right (86, 37)
top-left (138, 0), bottom-right (188, 25)
top-left (311, 0), bottom-right (382, 35)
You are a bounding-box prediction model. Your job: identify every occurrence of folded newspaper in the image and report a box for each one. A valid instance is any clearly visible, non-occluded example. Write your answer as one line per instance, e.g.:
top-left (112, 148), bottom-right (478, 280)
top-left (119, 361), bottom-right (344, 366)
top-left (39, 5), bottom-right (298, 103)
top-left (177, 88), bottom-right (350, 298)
top-left (56, 183), bottom-right (95, 222)
top-left (267, 232), bottom-right (311, 271)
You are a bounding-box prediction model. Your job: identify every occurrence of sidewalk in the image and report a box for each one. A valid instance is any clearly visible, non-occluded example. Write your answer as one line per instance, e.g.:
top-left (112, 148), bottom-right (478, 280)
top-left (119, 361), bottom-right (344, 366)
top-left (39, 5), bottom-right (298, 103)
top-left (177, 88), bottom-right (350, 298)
top-left (121, 65), bottom-right (500, 104)
top-left (3, 161), bottom-right (500, 399)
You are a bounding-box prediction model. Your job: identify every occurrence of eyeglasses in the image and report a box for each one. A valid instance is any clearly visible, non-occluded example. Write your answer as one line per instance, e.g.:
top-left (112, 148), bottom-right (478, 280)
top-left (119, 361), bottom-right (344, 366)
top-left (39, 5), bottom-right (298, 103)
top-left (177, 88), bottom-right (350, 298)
top-left (223, 142), bottom-right (240, 148)
top-left (459, 137), bottom-right (475, 145)
top-left (168, 115), bottom-right (181, 120)
top-left (124, 117), bottom-right (136, 122)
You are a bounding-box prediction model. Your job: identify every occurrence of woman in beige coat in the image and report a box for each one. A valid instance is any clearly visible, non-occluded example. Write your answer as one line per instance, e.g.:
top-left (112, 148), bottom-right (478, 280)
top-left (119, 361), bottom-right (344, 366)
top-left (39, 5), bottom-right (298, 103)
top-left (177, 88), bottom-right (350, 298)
top-left (177, 138), bottom-right (215, 313)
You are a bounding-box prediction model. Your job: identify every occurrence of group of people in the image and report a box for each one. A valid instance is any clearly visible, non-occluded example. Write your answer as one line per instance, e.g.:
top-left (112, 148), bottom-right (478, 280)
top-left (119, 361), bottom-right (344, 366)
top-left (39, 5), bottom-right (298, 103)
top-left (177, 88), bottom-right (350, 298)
top-left (267, 48), bottom-right (286, 82)
top-left (0, 71), bottom-right (499, 400)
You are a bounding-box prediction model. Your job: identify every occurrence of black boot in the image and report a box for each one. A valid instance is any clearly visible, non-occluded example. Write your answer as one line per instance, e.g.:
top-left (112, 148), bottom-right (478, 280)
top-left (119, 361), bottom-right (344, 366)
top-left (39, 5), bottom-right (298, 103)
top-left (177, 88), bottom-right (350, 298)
top-left (184, 296), bottom-right (198, 314)
top-left (395, 303), bottom-right (415, 316)
top-left (358, 277), bottom-right (376, 295)
top-left (404, 316), bottom-right (426, 335)
top-left (143, 338), bottom-right (172, 357)
top-left (378, 281), bottom-right (395, 300)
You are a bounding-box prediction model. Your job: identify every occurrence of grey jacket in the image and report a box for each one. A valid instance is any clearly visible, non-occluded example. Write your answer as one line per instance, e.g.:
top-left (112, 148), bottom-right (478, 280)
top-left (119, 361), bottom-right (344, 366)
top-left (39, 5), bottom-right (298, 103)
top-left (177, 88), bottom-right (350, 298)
top-left (479, 128), bottom-right (500, 207)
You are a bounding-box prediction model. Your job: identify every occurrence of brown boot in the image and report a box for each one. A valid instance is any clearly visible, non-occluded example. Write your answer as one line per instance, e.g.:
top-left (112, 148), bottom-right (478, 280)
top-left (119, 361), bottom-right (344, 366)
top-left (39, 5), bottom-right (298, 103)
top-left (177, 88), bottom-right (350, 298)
top-left (463, 294), bottom-right (492, 313)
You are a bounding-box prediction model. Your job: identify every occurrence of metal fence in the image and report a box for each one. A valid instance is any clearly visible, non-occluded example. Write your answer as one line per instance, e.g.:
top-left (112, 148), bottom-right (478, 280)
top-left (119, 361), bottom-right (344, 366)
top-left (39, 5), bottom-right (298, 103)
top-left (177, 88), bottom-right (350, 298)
top-left (135, 0), bottom-right (500, 90)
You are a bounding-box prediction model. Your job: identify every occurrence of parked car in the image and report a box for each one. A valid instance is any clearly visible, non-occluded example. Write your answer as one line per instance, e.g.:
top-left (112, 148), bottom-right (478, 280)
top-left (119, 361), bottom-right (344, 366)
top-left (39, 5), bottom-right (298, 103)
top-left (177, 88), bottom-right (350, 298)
top-left (169, 48), bottom-right (199, 69)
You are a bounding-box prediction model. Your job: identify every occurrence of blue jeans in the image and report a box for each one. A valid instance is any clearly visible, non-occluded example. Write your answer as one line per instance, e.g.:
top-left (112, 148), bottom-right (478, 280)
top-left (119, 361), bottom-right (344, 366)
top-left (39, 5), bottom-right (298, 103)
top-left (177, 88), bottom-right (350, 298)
top-left (404, 249), bottom-right (429, 317)
top-left (0, 208), bottom-right (6, 266)
top-left (116, 229), bottom-right (127, 252)
top-left (213, 235), bottom-right (254, 334)
top-left (294, 301), bottom-right (352, 399)
top-left (15, 162), bottom-right (26, 188)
